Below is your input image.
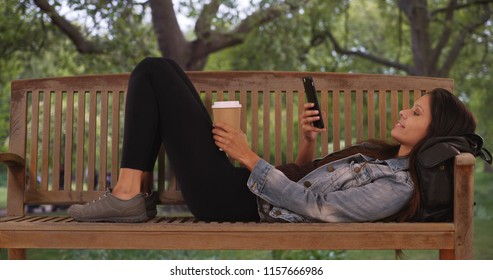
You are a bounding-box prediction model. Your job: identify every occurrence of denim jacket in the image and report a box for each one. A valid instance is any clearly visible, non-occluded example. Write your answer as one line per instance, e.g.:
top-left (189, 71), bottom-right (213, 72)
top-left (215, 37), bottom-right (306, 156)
top-left (247, 153), bottom-right (413, 223)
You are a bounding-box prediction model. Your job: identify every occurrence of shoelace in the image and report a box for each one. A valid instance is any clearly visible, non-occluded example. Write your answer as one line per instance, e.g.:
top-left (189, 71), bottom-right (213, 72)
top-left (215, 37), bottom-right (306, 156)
top-left (88, 191), bottom-right (110, 204)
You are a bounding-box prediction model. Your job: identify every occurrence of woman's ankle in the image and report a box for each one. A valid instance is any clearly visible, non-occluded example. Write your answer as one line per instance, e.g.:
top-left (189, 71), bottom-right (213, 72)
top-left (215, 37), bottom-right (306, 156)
top-left (111, 188), bottom-right (141, 200)
top-left (111, 168), bottom-right (146, 200)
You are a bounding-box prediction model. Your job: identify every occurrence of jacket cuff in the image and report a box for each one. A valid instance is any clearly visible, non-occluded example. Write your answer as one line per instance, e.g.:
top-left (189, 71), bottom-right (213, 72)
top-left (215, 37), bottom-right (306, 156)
top-left (246, 158), bottom-right (273, 195)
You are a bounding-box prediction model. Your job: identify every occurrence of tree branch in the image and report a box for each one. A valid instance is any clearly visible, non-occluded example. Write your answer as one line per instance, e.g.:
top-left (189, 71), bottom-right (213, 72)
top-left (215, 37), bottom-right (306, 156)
top-left (194, 0), bottom-right (221, 38)
top-left (33, 0), bottom-right (102, 53)
top-left (204, 0), bottom-right (309, 52)
top-left (233, 0), bottom-right (308, 36)
top-left (190, 0), bottom-right (309, 67)
top-left (322, 29), bottom-right (414, 74)
top-left (430, 0), bottom-right (457, 72)
top-left (431, 0), bottom-right (493, 17)
top-left (439, 3), bottom-right (492, 76)
top-left (150, 0), bottom-right (191, 67)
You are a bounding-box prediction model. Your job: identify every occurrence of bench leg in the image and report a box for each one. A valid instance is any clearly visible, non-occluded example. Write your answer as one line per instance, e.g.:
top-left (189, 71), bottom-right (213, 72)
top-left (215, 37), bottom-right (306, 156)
top-left (8, 248), bottom-right (26, 260)
top-left (439, 249), bottom-right (455, 260)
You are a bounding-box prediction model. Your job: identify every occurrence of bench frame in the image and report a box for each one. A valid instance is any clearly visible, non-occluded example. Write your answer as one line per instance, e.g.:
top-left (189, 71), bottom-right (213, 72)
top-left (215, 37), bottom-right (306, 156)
top-left (0, 72), bottom-right (474, 260)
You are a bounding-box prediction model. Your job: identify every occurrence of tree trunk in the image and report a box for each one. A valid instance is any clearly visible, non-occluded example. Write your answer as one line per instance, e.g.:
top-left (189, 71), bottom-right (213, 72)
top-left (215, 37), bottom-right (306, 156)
top-left (398, 0), bottom-right (432, 76)
top-left (150, 0), bottom-right (307, 70)
top-left (150, 0), bottom-right (192, 69)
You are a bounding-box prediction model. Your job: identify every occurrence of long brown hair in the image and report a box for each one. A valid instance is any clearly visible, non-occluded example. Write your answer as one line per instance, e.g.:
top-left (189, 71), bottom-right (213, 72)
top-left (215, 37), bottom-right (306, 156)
top-left (392, 88), bottom-right (475, 259)
top-left (400, 88), bottom-right (476, 221)
top-left (317, 88), bottom-right (477, 222)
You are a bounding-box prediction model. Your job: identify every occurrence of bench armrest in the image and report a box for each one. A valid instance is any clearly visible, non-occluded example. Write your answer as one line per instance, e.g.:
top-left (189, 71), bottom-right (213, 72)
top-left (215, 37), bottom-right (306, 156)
top-left (455, 152), bottom-right (475, 166)
top-left (1, 153), bottom-right (26, 217)
top-left (0, 152), bottom-right (25, 168)
top-left (452, 152), bottom-right (475, 259)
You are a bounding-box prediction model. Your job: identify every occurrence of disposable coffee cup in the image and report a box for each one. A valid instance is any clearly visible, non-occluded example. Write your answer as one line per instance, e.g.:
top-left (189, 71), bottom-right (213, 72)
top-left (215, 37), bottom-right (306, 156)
top-left (212, 101), bottom-right (242, 151)
top-left (212, 101), bottom-right (242, 131)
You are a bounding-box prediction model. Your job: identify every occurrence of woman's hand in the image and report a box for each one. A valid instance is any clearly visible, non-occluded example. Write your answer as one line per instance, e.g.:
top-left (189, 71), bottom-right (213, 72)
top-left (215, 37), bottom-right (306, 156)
top-left (299, 103), bottom-right (326, 142)
top-left (212, 122), bottom-right (260, 171)
top-left (296, 103), bottom-right (326, 165)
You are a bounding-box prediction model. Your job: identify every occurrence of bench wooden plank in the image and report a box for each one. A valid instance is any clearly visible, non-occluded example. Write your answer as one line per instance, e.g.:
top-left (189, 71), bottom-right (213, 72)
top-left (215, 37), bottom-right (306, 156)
top-left (0, 217), bottom-right (455, 231)
top-left (286, 92), bottom-right (295, 162)
top-left (64, 91), bottom-right (75, 192)
top-left (0, 217), bottom-right (456, 250)
top-left (0, 230), bottom-right (454, 251)
top-left (52, 91), bottom-right (63, 191)
top-left (5, 80), bottom-right (27, 217)
top-left (41, 91), bottom-right (51, 191)
top-left (454, 153), bottom-right (475, 259)
top-left (99, 91), bottom-right (109, 190)
top-left (263, 92), bottom-right (270, 161)
top-left (0, 153), bottom-right (24, 168)
top-left (29, 92), bottom-right (40, 192)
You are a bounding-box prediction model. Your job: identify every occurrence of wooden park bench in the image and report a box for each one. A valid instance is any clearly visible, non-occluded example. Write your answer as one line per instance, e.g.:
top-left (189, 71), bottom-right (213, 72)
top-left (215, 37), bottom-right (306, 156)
top-left (0, 71), bottom-right (475, 260)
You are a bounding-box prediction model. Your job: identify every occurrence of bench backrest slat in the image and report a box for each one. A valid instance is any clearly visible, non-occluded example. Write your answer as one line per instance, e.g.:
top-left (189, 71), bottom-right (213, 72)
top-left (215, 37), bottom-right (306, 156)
top-left (9, 72), bottom-right (453, 208)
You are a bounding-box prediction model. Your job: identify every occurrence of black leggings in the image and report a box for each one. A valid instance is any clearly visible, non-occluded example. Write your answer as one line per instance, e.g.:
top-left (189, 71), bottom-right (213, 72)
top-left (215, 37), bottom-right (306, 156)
top-left (120, 57), bottom-right (260, 222)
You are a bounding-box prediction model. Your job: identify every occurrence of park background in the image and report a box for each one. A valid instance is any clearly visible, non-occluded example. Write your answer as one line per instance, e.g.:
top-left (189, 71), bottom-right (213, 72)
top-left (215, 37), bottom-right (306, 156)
top-left (1, 0), bottom-right (492, 259)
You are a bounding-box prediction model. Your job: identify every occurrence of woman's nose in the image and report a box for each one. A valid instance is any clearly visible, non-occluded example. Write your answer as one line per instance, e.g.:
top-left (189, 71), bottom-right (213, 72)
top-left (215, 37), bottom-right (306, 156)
top-left (400, 109), bottom-right (409, 119)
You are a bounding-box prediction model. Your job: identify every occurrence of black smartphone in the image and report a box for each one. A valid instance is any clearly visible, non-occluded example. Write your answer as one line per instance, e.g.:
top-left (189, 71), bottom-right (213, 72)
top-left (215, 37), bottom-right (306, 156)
top-left (302, 76), bottom-right (324, 129)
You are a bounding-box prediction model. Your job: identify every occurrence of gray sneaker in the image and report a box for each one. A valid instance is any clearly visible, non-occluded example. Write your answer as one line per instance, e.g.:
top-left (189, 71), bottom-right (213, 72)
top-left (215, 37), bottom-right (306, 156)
top-left (68, 191), bottom-right (147, 223)
top-left (144, 191), bottom-right (158, 219)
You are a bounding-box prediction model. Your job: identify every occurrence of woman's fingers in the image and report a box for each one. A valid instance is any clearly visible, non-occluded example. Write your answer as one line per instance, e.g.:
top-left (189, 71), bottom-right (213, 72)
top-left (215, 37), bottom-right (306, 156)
top-left (213, 122), bottom-right (235, 139)
top-left (212, 122), bottom-right (245, 148)
top-left (212, 122), bottom-right (257, 168)
top-left (299, 104), bottom-right (325, 130)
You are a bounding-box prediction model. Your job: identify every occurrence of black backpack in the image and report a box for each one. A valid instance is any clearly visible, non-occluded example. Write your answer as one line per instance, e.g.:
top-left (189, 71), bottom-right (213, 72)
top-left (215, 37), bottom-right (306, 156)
top-left (415, 133), bottom-right (492, 222)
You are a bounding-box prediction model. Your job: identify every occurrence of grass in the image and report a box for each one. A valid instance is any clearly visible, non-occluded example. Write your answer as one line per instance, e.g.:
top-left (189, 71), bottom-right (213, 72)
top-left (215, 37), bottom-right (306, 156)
top-left (0, 186), bottom-right (5, 209)
top-left (471, 167), bottom-right (493, 260)
top-left (1, 170), bottom-right (492, 260)
top-left (0, 171), bottom-right (6, 209)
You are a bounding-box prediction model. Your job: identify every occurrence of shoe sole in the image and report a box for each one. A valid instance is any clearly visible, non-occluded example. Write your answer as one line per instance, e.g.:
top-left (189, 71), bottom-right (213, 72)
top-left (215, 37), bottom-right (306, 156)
top-left (73, 212), bottom-right (148, 223)
top-left (145, 194), bottom-right (157, 219)
top-left (147, 209), bottom-right (157, 219)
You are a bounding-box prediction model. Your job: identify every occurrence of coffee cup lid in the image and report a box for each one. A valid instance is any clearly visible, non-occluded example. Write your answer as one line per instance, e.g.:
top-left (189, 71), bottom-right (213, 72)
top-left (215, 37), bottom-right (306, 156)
top-left (212, 101), bottom-right (241, 108)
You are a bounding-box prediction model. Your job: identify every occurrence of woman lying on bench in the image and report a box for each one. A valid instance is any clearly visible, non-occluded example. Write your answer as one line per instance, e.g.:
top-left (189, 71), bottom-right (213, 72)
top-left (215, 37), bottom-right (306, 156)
top-left (68, 57), bottom-right (476, 223)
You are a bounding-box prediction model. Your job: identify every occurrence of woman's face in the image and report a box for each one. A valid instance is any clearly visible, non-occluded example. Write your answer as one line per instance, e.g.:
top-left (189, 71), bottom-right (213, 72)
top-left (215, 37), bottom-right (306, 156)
top-left (391, 94), bottom-right (432, 155)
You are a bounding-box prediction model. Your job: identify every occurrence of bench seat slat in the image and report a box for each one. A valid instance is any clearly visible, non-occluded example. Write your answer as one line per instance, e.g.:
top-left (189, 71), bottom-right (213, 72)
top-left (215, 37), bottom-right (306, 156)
top-left (0, 216), bottom-right (455, 232)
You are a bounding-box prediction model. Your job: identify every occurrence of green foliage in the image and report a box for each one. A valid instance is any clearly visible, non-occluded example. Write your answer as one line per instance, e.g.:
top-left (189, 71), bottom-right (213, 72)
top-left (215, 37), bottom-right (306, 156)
top-left (0, 0), bottom-right (45, 151)
top-left (272, 250), bottom-right (346, 260)
top-left (450, 34), bottom-right (493, 154)
top-left (0, 0), bottom-right (161, 151)
top-left (207, 1), bottom-right (345, 71)
top-left (54, 249), bottom-right (271, 260)
top-left (206, 0), bottom-right (412, 73)
top-left (0, 180), bottom-right (6, 209)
